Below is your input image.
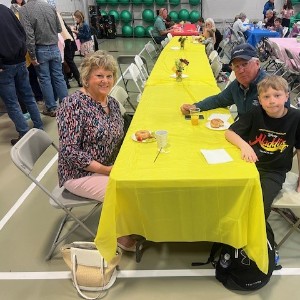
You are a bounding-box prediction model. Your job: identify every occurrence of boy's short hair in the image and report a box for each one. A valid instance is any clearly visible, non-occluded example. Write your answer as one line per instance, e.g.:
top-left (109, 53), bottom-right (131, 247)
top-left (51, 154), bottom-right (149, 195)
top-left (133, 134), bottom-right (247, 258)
top-left (257, 75), bottom-right (289, 95)
top-left (198, 17), bottom-right (204, 23)
top-left (275, 18), bottom-right (282, 24)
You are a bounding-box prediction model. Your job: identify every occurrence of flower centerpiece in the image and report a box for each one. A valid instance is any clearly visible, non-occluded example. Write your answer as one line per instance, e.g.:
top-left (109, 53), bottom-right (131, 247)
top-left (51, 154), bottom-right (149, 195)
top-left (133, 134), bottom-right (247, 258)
top-left (178, 36), bottom-right (188, 50)
top-left (174, 58), bottom-right (189, 81)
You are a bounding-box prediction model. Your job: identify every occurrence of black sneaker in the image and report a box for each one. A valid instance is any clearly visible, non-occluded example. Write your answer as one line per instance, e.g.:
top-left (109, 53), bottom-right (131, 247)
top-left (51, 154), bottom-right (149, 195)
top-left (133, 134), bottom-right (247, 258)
top-left (11, 136), bottom-right (21, 146)
top-left (42, 109), bottom-right (56, 117)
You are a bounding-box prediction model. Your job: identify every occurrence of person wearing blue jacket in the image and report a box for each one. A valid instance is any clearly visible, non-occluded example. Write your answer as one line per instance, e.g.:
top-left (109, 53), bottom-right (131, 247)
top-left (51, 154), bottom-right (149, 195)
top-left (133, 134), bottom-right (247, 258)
top-left (180, 44), bottom-right (267, 117)
top-left (0, 4), bottom-right (43, 145)
top-left (263, 0), bottom-right (275, 18)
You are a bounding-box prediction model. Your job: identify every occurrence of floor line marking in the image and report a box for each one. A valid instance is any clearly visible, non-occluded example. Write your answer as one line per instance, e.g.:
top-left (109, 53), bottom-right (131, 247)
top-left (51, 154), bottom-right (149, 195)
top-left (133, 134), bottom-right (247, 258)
top-left (1, 268), bottom-right (300, 280)
top-left (0, 154), bottom-right (58, 231)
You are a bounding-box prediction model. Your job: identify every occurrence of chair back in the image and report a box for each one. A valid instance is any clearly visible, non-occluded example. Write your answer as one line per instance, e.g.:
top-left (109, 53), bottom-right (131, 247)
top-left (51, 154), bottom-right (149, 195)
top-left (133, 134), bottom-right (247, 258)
top-left (128, 63), bottom-right (144, 93)
top-left (209, 50), bottom-right (219, 64)
top-left (167, 32), bottom-right (173, 40)
top-left (145, 41), bottom-right (158, 61)
top-left (134, 54), bottom-right (149, 80)
top-left (10, 129), bottom-right (56, 176)
top-left (210, 58), bottom-right (222, 79)
top-left (161, 39), bottom-right (167, 48)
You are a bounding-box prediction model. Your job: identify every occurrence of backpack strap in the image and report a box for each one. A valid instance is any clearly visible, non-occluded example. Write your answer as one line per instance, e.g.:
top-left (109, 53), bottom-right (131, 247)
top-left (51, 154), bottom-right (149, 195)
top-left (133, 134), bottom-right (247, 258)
top-left (192, 243), bottom-right (222, 267)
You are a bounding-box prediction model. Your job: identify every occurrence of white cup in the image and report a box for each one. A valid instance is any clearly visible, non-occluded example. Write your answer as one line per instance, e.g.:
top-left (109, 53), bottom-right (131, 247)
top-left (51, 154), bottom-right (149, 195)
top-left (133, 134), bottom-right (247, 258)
top-left (155, 130), bottom-right (168, 151)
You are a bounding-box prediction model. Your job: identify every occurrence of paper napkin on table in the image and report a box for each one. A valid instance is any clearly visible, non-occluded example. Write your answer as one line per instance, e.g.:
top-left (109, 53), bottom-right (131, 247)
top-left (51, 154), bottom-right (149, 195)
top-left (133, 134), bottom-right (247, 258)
top-left (200, 149), bottom-right (233, 164)
top-left (207, 114), bottom-right (231, 122)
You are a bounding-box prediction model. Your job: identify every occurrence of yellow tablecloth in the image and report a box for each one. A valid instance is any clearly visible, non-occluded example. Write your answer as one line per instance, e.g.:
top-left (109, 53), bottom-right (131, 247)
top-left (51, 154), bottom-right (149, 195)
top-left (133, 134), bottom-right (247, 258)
top-left (95, 38), bottom-right (268, 274)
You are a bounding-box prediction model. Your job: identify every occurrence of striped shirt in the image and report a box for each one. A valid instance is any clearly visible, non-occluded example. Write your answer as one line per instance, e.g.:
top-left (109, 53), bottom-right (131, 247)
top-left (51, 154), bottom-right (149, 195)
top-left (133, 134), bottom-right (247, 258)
top-left (19, 0), bottom-right (61, 60)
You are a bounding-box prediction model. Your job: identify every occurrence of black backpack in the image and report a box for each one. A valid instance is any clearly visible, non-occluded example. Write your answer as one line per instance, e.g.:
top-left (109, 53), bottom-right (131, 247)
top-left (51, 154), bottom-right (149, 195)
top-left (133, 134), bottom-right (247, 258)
top-left (192, 222), bottom-right (280, 291)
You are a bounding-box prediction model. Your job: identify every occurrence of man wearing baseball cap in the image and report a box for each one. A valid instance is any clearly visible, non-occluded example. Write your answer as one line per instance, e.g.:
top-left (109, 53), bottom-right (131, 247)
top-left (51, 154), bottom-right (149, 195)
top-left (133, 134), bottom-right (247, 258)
top-left (180, 43), bottom-right (267, 117)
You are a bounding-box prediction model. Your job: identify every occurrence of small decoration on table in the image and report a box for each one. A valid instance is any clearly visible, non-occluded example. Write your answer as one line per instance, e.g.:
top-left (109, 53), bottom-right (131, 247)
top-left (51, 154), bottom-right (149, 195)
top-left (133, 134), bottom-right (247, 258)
top-left (174, 58), bottom-right (189, 81)
top-left (178, 36), bottom-right (188, 50)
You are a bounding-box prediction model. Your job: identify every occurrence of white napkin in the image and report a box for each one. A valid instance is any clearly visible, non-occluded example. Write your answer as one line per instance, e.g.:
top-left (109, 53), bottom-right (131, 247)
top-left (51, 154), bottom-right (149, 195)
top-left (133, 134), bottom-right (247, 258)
top-left (200, 149), bottom-right (233, 164)
top-left (208, 114), bottom-right (231, 122)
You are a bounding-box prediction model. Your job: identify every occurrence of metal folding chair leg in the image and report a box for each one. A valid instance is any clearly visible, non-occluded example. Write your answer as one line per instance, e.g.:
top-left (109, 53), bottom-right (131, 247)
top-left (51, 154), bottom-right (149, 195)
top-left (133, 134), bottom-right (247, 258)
top-left (45, 203), bottom-right (101, 260)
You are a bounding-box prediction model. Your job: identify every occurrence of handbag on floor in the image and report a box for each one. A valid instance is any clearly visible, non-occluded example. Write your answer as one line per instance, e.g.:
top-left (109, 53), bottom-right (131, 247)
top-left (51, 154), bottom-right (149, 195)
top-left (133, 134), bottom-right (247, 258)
top-left (61, 242), bottom-right (122, 299)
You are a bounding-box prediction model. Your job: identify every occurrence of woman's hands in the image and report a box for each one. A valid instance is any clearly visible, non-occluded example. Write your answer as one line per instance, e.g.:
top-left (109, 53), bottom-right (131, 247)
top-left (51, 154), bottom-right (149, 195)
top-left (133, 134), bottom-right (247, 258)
top-left (85, 160), bottom-right (113, 176)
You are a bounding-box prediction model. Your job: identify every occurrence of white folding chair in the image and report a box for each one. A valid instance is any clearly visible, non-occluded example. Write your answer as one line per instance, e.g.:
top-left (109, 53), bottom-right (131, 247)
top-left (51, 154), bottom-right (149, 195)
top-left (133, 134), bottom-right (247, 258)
top-left (167, 32), bottom-right (173, 40)
top-left (148, 28), bottom-right (161, 52)
top-left (272, 171), bottom-right (300, 249)
top-left (282, 26), bottom-right (289, 37)
top-left (109, 85), bottom-right (135, 113)
top-left (210, 58), bottom-right (223, 79)
top-left (128, 63), bottom-right (144, 102)
top-left (117, 55), bottom-right (149, 95)
top-left (224, 71), bottom-right (236, 89)
top-left (209, 50), bottom-right (219, 64)
top-left (10, 129), bottom-right (101, 260)
top-left (145, 41), bottom-right (159, 61)
top-left (161, 39), bottom-right (167, 48)
top-left (134, 54), bottom-right (149, 81)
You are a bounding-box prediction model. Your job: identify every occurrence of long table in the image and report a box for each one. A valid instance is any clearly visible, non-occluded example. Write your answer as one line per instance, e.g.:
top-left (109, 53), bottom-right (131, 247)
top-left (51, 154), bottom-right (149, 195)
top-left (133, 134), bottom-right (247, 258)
top-left (269, 37), bottom-right (300, 65)
top-left (246, 28), bottom-right (280, 47)
top-left (95, 37), bottom-right (268, 274)
top-left (171, 23), bottom-right (198, 36)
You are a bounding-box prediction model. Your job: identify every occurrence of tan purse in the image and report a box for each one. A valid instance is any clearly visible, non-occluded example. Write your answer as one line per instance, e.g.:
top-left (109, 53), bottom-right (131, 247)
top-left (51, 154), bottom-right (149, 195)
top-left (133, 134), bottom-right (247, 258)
top-left (61, 242), bottom-right (121, 299)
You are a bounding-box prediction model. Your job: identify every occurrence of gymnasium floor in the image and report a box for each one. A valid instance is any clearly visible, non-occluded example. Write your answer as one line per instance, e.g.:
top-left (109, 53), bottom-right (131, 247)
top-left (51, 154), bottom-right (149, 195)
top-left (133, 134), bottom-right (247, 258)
top-left (0, 38), bottom-right (299, 300)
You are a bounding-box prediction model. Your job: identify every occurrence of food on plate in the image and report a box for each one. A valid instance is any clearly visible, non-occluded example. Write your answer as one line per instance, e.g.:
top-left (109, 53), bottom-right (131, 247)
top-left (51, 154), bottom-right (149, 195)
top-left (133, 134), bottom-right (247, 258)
top-left (135, 130), bottom-right (152, 142)
top-left (210, 118), bottom-right (224, 128)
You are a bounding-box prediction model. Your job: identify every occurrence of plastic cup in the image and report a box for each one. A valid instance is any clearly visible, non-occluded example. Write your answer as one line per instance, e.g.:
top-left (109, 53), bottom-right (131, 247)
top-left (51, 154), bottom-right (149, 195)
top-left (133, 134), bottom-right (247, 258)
top-left (155, 130), bottom-right (168, 152)
top-left (189, 108), bottom-right (200, 125)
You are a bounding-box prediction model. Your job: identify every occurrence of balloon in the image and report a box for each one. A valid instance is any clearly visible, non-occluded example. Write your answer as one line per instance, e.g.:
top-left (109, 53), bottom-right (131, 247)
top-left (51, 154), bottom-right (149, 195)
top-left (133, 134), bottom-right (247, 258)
top-left (155, 0), bottom-right (166, 6)
top-left (96, 0), bottom-right (106, 4)
top-left (142, 9), bottom-right (154, 23)
top-left (120, 10), bottom-right (132, 23)
top-left (169, 11), bottom-right (179, 23)
top-left (122, 25), bottom-right (133, 37)
top-left (107, 0), bottom-right (118, 5)
top-left (189, 10), bottom-right (200, 23)
top-left (143, 0), bottom-right (154, 5)
top-left (145, 25), bottom-right (154, 37)
top-left (99, 10), bottom-right (107, 16)
top-left (108, 10), bottom-right (119, 22)
top-left (169, 0), bottom-right (180, 6)
top-left (134, 26), bottom-right (146, 37)
top-left (189, 0), bottom-right (200, 5)
top-left (178, 9), bottom-right (190, 21)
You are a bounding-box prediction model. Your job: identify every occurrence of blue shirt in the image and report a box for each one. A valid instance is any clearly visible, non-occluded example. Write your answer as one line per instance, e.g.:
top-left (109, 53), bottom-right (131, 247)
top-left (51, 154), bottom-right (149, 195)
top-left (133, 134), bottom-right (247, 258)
top-left (152, 16), bottom-right (166, 37)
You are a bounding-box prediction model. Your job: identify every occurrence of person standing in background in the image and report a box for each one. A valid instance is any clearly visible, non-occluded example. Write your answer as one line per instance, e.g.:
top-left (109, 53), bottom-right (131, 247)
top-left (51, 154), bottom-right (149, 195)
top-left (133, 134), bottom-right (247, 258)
top-left (10, 0), bottom-right (44, 120)
top-left (57, 13), bottom-right (82, 88)
top-left (281, 0), bottom-right (294, 28)
top-left (0, 4), bottom-right (43, 145)
top-left (19, 0), bottom-right (68, 117)
top-left (263, 0), bottom-right (275, 18)
top-left (72, 10), bottom-right (94, 57)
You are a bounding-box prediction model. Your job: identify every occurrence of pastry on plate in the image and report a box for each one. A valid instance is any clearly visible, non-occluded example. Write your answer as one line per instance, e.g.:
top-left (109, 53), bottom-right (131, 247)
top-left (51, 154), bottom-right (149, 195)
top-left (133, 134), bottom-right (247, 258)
top-left (210, 118), bottom-right (224, 128)
top-left (135, 130), bottom-right (152, 142)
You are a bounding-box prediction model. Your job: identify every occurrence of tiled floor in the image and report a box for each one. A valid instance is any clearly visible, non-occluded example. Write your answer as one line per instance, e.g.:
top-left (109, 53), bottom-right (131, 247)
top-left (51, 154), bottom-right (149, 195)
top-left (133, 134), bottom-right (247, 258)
top-left (0, 38), bottom-right (299, 300)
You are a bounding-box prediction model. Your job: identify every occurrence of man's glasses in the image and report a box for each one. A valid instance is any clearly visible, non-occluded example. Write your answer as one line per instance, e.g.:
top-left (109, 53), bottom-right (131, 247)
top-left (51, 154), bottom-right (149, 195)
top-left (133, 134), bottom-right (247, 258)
top-left (231, 61), bottom-right (251, 71)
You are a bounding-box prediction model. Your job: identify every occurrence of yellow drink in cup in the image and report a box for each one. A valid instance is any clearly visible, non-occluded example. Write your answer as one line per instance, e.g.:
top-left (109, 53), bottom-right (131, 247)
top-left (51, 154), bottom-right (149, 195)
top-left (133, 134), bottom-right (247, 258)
top-left (191, 114), bottom-right (199, 125)
top-left (189, 108), bottom-right (200, 125)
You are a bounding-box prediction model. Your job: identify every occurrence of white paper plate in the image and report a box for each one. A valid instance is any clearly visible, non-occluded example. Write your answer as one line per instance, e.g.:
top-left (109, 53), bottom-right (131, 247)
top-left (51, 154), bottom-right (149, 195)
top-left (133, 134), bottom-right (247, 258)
top-left (170, 74), bottom-right (189, 78)
top-left (170, 46), bottom-right (180, 50)
top-left (131, 131), bottom-right (156, 143)
top-left (205, 121), bottom-right (230, 131)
